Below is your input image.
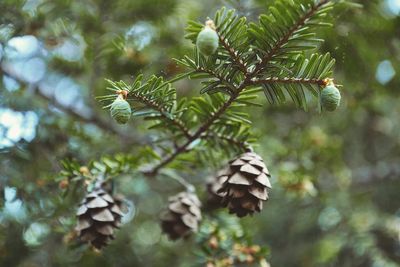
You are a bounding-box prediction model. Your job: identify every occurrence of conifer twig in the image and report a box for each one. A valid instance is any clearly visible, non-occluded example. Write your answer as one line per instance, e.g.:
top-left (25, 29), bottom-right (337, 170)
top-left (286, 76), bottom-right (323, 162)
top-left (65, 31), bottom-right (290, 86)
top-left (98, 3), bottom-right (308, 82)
top-left (217, 34), bottom-right (248, 73)
top-left (128, 92), bottom-right (192, 138)
top-left (201, 133), bottom-right (249, 151)
top-left (251, 77), bottom-right (327, 87)
top-left (252, 0), bottom-right (331, 76)
top-left (145, 0), bottom-right (332, 176)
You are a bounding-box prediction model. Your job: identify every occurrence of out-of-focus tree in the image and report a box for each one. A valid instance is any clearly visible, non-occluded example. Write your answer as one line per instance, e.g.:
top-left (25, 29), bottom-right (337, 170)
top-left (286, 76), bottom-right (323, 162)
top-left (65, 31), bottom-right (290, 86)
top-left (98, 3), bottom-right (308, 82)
top-left (1, 0), bottom-right (399, 267)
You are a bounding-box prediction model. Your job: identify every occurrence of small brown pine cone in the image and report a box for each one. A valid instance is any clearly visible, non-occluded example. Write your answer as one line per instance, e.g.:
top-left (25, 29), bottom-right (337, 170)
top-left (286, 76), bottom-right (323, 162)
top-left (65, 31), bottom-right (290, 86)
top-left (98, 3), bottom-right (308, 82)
top-left (217, 152), bottom-right (271, 217)
top-left (75, 186), bottom-right (124, 249)
top-left (205, 169), bottom-right (230, 209)
top-left (160, 191), bottom-right (202, 240)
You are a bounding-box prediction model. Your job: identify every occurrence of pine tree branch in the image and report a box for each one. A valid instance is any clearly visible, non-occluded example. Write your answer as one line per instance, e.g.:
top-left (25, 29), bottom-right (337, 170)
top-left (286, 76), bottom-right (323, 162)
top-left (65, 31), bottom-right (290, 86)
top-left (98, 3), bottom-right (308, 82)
top-left (351, 162), bottom-right (400, 188)
top-left (201, 132), bottom-right (249, 151)
top-left (196, 66), bottom-right (236, 94)
top-left (217, 34), bottom-right (248, 74)
top-left (144, 83), bottom-right (245, 176)
top-left (250, 77), bottom-right (327, 87)
top-left (144, 0), bottom-right (332, 176)
top-left (128, 91), bottom-right (192, 139)
top-left (252, 0), bottom-right (331, 76)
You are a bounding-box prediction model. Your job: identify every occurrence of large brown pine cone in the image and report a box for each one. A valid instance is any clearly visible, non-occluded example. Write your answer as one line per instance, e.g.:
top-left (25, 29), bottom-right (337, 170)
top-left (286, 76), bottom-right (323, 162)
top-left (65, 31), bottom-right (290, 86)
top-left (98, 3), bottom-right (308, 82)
top-left (75, 186), bottom-right (124, 249)
top-left (217, 152), bottom-right (272, 217)
top-left (160, 191), bottom-right (202, 240)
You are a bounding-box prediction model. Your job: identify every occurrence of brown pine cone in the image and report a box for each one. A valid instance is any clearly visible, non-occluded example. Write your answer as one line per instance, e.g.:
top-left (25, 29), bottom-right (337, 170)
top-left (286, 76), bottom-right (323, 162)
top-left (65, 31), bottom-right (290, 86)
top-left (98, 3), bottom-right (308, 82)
top-left (75, 186), bottom-right (124, 249)
top-left (217, 152), bottom-right (271, 217)
top-left (160, 191), bottom-right (202, 240)
top-left (205, 168), bottom-right (230, 209)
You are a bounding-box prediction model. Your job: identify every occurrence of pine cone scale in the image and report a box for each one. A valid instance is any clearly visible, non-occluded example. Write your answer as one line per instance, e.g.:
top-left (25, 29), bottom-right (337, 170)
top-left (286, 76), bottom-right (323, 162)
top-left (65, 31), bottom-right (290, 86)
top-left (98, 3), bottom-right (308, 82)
top-left (227, 173), bottom-right (252, 185)
top-left (255, 173), bottom-right (271, 188)
top-left (181, 214), bottom-right (199, 229)
top-left (230, 159), bottom-right (247, 166)
top-left (240, 164), bottom-right (262, 175)
top-left (227, 187), bottom-right (247, 198)
top-left (248, 185), bottom-right (268, 200)
top-left (169, 202), bottom-right (188, 214)
top-left (101, 194), bottom-right (115, 203)
top-left (111, 204), bottom-right (124, 215)
top-left (96, 224), bottom-right (114, 235)
top-left (77, 205), bottom-right (88, 216)
top-left (91, 208), bottom-right (115, 222)
top-left (76, 217), bottom-right (92, 231)
top-left (86, 197), bottom-right (109, 208)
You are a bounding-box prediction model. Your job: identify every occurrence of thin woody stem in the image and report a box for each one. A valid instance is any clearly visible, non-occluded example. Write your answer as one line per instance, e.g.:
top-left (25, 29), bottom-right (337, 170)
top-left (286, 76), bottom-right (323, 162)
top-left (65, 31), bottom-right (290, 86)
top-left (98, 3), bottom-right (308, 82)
top-left (251, 77), bottom-right (327, 87)
top-left (128, 92), bottom-right (192, 139)
top-left (217, 34), bottom-right (248, 74)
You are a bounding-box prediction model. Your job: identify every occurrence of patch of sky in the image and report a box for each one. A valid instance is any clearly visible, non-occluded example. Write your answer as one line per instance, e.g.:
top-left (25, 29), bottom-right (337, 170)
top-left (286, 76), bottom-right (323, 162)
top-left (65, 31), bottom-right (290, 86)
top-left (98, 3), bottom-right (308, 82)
top-left (23, 222), bottom-right (50, 246)
top-left (3, 75), bottom-right (20, 92)
top-left (125, 21), bottom-right (156, 51)
top-left (376, 60), bottom-right (396, 85)
top-left (382, 0), bottom-right (400, 17)
top-left (52, 34), bottom-right (86, 62)
top-left (0, 109), bottom-right (39, 148)
top-left (1, 186), bottom-right (27, 222)
top-left (5, 35), bottom-right (41, 59)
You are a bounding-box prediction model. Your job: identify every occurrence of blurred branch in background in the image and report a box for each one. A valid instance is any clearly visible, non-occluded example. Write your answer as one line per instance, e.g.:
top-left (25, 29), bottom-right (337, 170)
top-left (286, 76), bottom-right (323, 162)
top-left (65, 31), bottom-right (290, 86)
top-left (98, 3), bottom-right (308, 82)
top-left (1, 63), bottom-right (145, 145)
top-left (352, 162), bottom-right (400, 187)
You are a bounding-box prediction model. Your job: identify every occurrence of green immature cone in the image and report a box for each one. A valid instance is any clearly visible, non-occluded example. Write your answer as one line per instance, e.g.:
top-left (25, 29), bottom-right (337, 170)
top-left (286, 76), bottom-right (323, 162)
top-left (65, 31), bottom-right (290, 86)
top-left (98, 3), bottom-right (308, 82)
top-left (321, 85), bottom-right (341, 112)
top-left (110, 95), bottom-right (131, 124)
top-left (196, 24), bottom-right (219, 56)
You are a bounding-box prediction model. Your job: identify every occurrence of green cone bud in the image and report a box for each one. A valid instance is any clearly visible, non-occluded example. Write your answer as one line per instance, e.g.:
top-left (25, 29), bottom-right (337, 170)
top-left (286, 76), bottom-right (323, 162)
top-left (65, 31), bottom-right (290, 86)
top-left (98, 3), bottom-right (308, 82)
top-left (196, 27), bottom-right (219, 56)
top-left (110, 95), bottom-right (131, 124)
top-left (321, 85), bottom-right (341, 112)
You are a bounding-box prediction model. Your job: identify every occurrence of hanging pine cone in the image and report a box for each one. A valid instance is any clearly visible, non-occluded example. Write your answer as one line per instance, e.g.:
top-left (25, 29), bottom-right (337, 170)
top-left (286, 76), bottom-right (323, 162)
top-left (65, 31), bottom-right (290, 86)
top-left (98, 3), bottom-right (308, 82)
top-left (196, 19), bottom-right (219, 56)
top-left (217, 152), bottom-right (272, 217)
top-left (110, 94), bottom-right (131, 124)
top-left (205, 169), bottom-right (229, 209)
top-left (320, 84), bottom-right (341, 112)
top-left (75, 186), bottom-right (124, 249)
top-left (160, 191), bottom-right (202, 240)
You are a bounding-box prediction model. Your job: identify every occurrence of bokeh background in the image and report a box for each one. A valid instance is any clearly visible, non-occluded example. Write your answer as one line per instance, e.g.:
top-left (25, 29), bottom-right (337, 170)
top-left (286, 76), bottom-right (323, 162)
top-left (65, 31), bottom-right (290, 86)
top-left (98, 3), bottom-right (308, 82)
top-left (1, 0), bottom-right (399, 266)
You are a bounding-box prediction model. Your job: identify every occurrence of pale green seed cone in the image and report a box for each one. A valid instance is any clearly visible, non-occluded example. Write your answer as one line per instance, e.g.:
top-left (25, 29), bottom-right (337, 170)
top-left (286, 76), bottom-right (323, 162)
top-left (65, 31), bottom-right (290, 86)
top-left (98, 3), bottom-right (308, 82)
top-left (321, 85), bottom-right (341, 112)
top-left (196, 27), bottom-right (219, 56)
top-left (110, 97), bottom-right (131, 124)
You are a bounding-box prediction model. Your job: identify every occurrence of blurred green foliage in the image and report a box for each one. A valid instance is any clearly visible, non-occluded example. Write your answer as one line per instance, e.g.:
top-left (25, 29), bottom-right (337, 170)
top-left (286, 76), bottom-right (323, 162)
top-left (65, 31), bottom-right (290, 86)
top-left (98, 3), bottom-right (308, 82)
top-left (1, 0), bottom-right (400, 266)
